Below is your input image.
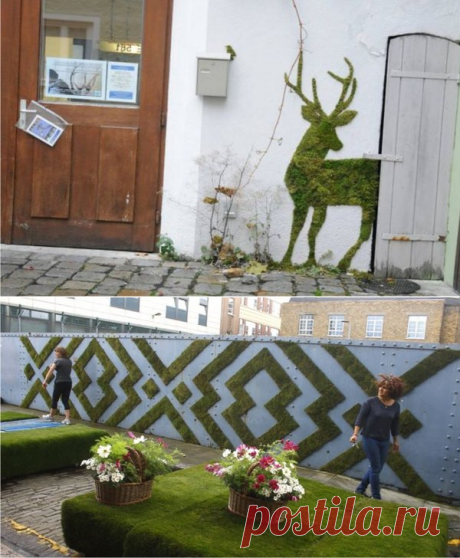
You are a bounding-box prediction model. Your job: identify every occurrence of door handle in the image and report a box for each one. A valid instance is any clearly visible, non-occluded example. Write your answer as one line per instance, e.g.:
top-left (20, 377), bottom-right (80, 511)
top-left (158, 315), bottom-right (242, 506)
top-left (18, 99), bottom-right (37, 129)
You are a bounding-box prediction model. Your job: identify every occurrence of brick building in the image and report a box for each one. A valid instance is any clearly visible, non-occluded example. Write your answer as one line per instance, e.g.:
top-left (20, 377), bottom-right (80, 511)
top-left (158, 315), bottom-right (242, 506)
top-left (280, 297), bottom-right (460, 344)
top-left (220, 297), bottom-right (283, 336)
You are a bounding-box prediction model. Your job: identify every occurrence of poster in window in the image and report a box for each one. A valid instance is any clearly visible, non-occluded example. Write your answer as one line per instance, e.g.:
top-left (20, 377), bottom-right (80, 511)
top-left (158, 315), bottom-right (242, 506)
top-left (26, 114), bottom-right (65, 147)
top-left (45, 57), bottom-right (107, 101)
top-left (106, 62), bottom-right (139, 103)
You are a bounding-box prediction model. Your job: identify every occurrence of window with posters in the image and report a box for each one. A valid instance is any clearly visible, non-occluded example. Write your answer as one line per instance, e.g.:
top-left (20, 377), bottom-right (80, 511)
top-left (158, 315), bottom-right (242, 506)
top-left (40, 0), bottom-right (143, 105)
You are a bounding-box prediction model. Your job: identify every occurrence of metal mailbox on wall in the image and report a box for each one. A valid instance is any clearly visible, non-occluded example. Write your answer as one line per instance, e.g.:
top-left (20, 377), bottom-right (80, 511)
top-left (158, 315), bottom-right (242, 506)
top-left (196, 53), bottom-right (231, 97)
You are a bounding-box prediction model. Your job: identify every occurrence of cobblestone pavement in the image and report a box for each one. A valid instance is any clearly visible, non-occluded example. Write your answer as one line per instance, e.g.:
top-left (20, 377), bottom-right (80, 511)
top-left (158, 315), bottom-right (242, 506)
top-left (2, 245), bottom-right (458, 297)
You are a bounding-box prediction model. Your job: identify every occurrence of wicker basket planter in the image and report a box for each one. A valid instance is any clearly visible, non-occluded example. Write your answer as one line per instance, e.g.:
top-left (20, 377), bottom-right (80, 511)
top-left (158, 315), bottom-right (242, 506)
top-left (95, 478), bottom-right (153, 506)
top-left (228, 488), bottom-right (284, 517)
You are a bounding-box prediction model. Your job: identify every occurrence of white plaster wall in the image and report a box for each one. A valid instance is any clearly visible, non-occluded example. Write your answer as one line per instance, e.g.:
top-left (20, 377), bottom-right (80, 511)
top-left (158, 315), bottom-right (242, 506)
top-left (162, 0), bottom-right (460, 269)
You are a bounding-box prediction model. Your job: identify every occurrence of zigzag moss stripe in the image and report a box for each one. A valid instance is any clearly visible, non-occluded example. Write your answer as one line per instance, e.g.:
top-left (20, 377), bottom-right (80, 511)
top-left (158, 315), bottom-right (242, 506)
top-left (401, 349), bottom-right (460, 392)
top-left (320, 445), bottom-right (366, 474)
top-left (130, 396), bottom-right (199, 444)
top-left (275, 341), bottom-right (345, 460)
top-left (223, 348), bottom-right (301, 446)
top-left (191, 341), bottom-right (251, 448)
top-left (21, 336), bottom-right (63, 368)
top-left (104, 338), bottom-right (142, 427)
top-left (324, 345), bottom-right (376, 395)
top-left (386, 452), bottom-right (442, 503)
top-left (134, 339), bottom-right (212, 385)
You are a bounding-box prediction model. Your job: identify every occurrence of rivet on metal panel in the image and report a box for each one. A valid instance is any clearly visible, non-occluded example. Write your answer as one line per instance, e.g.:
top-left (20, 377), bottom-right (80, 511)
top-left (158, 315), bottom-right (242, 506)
top-left (391, 364), bottom-right (395, 367)
top-left (447, 435), bottom-right (451, 439)
top-left (445, 446), bottom-right (450, 450)
top-left (451, 480), bottom-right (455, 484)
top-left (449, 425), bottom-right (453, 428)
top-left (449, 490), bottom-right (454, 494)
top-left (440, 478), bottom-right (444, 481)
top-left (442, 467), bottom-right (446, 471)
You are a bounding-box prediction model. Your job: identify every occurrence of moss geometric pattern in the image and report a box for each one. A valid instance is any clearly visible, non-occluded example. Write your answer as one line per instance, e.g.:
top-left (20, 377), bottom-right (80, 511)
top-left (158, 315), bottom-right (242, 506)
top-left (72, 339), bottom-right (118, 422)
top-left (133, 339), bottom-right (212, 385)
top-left (275, 341), bottom-right (345, 460)
top-left (191, 341), bottom-right (251, 448)
top-left (142, 379), bottom-right (160, 400)
top-left (104, 338), bottom-right (143, 427)
top-left (130, 396), bottom-right (199, 444)
top-left (321, 345), bottom-right (460, 502)
top-left (172, 382), bottom-right (193, 405)
top-left (222, 348), bottom-right (301, 446)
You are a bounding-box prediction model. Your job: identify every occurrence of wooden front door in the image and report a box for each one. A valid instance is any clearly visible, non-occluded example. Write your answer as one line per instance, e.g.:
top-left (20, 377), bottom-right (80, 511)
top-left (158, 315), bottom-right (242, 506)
top-left (1, 0), bottom-right (172, 251)
top-left (373, 34), bottom-right (460, 279)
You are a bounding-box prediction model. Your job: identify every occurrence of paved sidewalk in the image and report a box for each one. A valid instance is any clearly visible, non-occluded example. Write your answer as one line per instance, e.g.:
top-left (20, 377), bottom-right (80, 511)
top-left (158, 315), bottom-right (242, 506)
top-left (1, 244), bottom-right (459, 297)
top-left (1, 406), bottom-right (460, 557)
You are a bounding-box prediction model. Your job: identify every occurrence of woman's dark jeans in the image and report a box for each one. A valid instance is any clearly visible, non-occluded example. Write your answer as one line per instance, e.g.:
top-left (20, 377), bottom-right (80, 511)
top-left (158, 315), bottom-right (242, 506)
top-left (356, 436), bottom-right (390, 499)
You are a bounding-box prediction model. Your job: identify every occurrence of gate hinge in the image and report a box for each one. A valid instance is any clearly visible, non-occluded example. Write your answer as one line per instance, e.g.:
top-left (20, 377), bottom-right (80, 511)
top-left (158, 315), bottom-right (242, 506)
top-left (155, 210), bottom-right (161, 225)
top-left (161, 112), bottom-right (167, 127)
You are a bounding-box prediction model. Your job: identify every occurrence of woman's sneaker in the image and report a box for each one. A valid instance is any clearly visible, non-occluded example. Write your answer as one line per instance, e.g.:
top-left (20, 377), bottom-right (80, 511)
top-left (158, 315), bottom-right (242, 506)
top-left (42, 414), bottom-right (53, 420)
top-left (61, 419), bottom-right (71, 425)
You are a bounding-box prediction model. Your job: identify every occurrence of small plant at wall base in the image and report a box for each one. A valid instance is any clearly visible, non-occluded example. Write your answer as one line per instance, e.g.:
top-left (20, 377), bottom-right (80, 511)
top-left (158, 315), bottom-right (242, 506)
top-left (156, 234), bottom-right (180, 261)
top-left (198, 150), bottom-right (253, 267)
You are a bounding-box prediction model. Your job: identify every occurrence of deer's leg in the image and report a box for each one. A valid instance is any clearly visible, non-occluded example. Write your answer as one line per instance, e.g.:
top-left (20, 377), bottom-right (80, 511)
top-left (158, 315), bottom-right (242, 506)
top-left (338, 207), bottom-right (374, 271)
top-left (306, 205), bottom-right (327, 265)
top-left (281, 203), bottom-right (309, 266)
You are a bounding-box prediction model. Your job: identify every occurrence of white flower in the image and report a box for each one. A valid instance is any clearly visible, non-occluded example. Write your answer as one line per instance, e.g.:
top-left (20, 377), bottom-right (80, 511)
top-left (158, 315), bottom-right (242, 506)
top-left (282, 467), bottom-right (292, 477)
top-left (133, 436), bottom-right (146, 445)
top-left (222, 449), bottom-right (231, 458)
top-left (97, 444), bottom-right (112, 458)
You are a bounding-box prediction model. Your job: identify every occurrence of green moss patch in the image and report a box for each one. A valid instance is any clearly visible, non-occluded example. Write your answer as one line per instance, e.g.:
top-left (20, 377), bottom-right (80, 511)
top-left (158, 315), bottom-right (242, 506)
top-left (62, 466), bottom-right (447, 557)
top-left (1, 424), bottom-right (107, 480)
top-left (0, 411), bottom-right (38, 422)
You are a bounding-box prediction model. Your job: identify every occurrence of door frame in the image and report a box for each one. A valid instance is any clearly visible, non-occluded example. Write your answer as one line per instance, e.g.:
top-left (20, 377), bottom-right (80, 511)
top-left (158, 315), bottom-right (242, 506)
top-left (1, 0), bottom-right (173, 252)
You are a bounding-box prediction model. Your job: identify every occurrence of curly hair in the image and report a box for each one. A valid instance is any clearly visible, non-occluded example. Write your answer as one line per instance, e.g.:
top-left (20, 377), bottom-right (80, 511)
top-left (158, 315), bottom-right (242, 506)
top-left (376, 374), bottom-right (405, 399)
top-left (54, 346), bottom-right (69, 359)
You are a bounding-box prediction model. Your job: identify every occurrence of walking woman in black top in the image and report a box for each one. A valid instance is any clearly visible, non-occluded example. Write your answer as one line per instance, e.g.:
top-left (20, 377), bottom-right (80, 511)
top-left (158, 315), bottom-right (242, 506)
top-left (42, 346), bottom-right (73, 425)
top-left (350, 374), bottom-right (404, 499)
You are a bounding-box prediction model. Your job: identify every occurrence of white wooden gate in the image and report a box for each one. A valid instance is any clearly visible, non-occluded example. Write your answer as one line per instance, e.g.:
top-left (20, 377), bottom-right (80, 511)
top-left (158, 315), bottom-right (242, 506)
top-left (374, 34), bottom-right (460, 279)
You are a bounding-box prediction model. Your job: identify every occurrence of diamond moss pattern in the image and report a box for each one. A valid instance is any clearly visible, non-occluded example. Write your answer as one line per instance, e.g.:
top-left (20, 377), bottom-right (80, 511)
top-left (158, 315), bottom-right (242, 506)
top-left (24, 364), bottom-right (35, 381)
top-left (142, 379), bottom-right (160, 399)
top-left (173, 382), bottom-right (193, 405)
top-left (73, 339), bottom-right (118, 422)
top-left (223, 348), bottom-right (301, 445)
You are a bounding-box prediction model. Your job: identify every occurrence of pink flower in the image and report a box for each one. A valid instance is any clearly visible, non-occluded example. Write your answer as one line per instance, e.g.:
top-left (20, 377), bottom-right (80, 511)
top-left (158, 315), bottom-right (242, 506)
top-left (291, 496), bottom-right (299, 502)
top-left (283, 440), bottom-right (299, 452)
top-left (253, 482), bottom-right (260, 489)
top-left (127, 431), bottom-right (136, 439)
top-left (256, 474), bottom-right (266, 483)
top-left (205, 463), bottom-right (224, 476)
top-left (249, 450), bottom-right (258, 458)
top-left (269, 479), bottom-right (279, 490)
top-left (156, 437), bottom-right (167, 447)
top-left (259, 456), bottom-right (275, 469)
top-left (116, 460), bottom-right (121, 469)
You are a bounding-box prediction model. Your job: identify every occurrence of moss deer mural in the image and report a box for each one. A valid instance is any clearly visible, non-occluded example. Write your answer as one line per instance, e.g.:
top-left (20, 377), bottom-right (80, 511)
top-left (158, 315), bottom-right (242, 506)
top-left (281, 52), bottom-right (379, 270)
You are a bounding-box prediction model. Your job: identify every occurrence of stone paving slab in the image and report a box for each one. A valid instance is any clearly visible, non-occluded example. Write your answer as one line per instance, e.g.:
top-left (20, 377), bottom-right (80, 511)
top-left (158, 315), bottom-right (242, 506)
top-left (1, 244), bottom-right (458, 298)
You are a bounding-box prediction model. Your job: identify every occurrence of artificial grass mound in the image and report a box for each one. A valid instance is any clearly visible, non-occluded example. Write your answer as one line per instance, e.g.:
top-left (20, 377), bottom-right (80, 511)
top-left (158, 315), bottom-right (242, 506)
top-left (0, 411), bottom-right (38, 421)
top-left (1, 424), bottom-right (107, 480)
top-left (62, 466), bottom-right (448, 557)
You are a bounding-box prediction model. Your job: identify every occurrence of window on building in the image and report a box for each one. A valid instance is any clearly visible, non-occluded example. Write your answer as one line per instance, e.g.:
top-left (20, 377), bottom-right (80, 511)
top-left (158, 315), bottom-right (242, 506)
top-left (228, 298), bottom-right (234, 315)
top-left (407, 316), bottom-right (427, 339)
top-left (253, 298), bottom-right (258, 310)
top-left (198, 298), bottom-right (208, 327)
top-left (110, 297), bottom-right (140, 312)
top-left (328, 315), bottom-right (345, 337)
top-left (366, 315), bottom-right (384, 338)
top-left (165, 297), bottom-right (188, 322)
top-left (239, 319), bottom-right (245, 335)
top-left (271, 301), bottom-right (281, 317)
top-left (298, 314), bottom-right (314, 336)
top-left (271, 328), bottom-right (279, 337)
